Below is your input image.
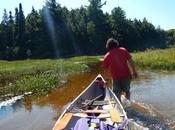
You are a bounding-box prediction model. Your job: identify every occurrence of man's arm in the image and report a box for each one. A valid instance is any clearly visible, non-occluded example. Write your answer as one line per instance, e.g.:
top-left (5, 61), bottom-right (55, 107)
top-left (103, 68), bottom-right (109, 80)
top-left (128, 59), bottom-right (138, 78)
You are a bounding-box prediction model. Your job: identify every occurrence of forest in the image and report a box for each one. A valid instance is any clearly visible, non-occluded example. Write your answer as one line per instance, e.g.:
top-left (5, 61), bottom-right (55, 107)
top-left (0, 0), bottom-right (175, 60)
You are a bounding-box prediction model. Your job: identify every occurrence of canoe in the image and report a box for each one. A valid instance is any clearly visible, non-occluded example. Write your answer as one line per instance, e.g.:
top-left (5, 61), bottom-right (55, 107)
top-left (53, 74), bottom-right (130, 130)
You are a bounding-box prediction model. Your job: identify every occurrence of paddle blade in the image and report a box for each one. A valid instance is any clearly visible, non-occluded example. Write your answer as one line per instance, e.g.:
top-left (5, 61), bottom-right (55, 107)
top-left (53, 112), bottom-right (73, 130)
top-left (107, 99), bottom-right (122, 122)
top-left (109, 107), bottom-right (122, 122)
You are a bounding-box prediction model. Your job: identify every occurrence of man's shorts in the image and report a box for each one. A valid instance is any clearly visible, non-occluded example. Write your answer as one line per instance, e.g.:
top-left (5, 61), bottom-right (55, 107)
top-left (112, 76), bottom-right (131, 94)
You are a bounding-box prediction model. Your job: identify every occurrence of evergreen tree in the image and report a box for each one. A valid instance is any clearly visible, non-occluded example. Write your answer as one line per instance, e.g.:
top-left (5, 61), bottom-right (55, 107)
top-left (5, 11), bottom-right (15, 60)
top-left (110, 7), bottom-right (127, 44)
top-left (17, 3), bottom-right (27, 59)
top-left (68, 7), bottom-right (89, 54)
top-left (26, 7), bottom-right (42, 58)
top-left (43, 0), bottom-right (74, 57)
top-left (0, 9), bottom-right (9, 59)
top-left (7, 11), bottom-right (14, 47)
top-left (86, 0), bottom-right (110, 54)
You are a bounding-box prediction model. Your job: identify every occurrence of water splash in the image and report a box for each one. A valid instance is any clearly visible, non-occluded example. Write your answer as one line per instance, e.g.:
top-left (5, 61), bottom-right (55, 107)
top-left (0, 95), bottom-right (23, 109)
top-left (125, 101), bottom-right (172, 130)
top-left (128, 120), bottom-right (149, 130)
top-left (0, 92), bottom-right (32, 109)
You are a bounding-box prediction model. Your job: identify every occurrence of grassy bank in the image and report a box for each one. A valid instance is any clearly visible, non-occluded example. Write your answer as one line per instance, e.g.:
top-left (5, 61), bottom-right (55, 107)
top-left (0, 56), bottom-right (101, 101)
top-left (132, 48), bottom-right (175, 70)
top-left (0, 48), bottom-right (175, 101)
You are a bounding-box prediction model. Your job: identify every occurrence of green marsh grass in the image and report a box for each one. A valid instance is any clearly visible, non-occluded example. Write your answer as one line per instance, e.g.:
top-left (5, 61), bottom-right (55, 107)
top-left (132, 48), bottom-right (175, 70)
top-left (0, 56), bottom-right (101, 100)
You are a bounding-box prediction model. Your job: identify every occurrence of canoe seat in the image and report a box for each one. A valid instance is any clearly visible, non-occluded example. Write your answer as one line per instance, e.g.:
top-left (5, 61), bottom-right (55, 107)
top-left (73, 112), bottom-right (111, 119)
top-left (82, 100), bottom-right (115, 106)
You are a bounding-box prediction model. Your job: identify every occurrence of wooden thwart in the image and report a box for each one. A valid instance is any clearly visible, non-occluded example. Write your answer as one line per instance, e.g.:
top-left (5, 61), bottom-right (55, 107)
top-left (83, 109), bottom-right (108, 113)
top-left (82, 100), bottom-right (116, 106)
top-left (82, 94), bottom-right (103, 107)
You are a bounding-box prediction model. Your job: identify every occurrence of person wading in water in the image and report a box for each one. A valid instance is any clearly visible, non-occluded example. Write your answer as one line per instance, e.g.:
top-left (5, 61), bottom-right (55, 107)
top-left (102, 38), bottom-right (138, 103)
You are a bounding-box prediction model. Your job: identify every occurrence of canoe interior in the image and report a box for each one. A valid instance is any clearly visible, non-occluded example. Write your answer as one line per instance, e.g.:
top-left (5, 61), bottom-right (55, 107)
top-left (53, 74), bottom-right (129, 130)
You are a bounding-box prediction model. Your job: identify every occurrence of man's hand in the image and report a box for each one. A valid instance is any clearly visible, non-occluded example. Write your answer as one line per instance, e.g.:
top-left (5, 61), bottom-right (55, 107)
top-left (104, 78), bottom-right (110, 85)
top-left (131, 71), bottom-right (138, 78)
top-left (128, 59), bottom-right (138, 79)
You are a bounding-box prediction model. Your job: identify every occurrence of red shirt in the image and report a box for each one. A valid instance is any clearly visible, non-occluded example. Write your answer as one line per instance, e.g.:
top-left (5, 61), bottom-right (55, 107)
top-left (102, 47), bottom-right (132, 80)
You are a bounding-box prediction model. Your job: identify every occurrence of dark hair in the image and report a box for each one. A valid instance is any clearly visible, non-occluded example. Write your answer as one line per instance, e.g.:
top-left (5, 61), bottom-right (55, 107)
top-left (106, 38), bottom-right (119, 50)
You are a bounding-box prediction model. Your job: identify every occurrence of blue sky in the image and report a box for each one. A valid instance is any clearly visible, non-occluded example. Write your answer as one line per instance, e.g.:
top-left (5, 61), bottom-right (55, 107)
top-left (0, 0), bottom-right (175, 30)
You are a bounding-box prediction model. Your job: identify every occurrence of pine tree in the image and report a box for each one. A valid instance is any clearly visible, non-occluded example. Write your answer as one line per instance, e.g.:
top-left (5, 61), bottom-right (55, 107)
top-left (17, 3), bottom-right (26, 59)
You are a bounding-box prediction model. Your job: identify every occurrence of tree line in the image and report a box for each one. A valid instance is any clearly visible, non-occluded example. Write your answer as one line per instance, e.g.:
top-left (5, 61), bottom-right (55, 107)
top-left (0, 0), bottom-right (173, 60)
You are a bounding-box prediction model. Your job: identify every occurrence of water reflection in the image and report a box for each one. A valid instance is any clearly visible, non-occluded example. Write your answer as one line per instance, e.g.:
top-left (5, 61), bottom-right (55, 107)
top-left (0, 105), bottom-right (13, 119)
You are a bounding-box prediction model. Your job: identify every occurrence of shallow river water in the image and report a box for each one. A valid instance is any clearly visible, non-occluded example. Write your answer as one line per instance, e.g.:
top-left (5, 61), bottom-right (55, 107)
top-left (0, 70), bottom-right (175, 130)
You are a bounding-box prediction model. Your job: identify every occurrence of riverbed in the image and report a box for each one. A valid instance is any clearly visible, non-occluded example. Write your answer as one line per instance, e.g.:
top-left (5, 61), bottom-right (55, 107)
top-left (0, 70), bottom-right (175, 130)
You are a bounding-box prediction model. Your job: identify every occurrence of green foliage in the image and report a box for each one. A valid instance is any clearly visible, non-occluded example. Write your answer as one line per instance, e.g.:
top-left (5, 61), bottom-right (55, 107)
top-left (6, 72), bottom-right (61, 96)
top-left (166, 29), bottom-right (175, 46)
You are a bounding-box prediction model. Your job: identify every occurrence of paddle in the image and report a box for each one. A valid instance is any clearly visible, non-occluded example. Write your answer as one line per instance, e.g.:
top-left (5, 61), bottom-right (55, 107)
top-left (107, 99), bottom-right (122, 123)
top-left (53, 112), bottom-right (73, 130)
